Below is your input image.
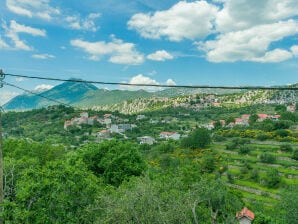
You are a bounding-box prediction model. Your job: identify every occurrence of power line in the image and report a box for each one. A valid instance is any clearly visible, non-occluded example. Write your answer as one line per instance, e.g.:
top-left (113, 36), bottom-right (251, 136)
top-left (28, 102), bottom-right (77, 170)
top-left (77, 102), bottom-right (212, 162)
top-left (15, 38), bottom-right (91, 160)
top-left (3, 81), bottom-right (74, 108)
top-left (4, 73), bottom-right (298, 91)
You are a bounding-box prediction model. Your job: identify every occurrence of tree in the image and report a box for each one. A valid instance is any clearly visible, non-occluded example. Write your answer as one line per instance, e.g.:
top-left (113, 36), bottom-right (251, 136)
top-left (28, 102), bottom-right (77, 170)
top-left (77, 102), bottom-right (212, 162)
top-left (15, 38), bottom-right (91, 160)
top-left (181, 128), bottom-right (211, 149)
top-left (253, 212), bottom-right (273, 224)
top-left (264, 169), bottom-right (281, 188)
top-left (79, 141), bottom-right (146, 186)
top-left (249, 114), bottom-right (258, 124)
top-left (201, 153), bottom-right (215, 173)
top-left (191, 177), bottom-right (243, 224)
top-left (3, 160), bottom-right (100, 223)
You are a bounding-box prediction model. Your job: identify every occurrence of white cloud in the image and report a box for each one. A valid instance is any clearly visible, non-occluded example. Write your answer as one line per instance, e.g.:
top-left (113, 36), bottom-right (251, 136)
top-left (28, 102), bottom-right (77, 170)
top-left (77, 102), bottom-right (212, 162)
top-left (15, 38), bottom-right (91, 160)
top-left (6, 0), bottom-right (60, 21)
top-left (0, 91), bottom-right (19, 105)
top-left (147, 50), bottom-right (174, 61)
top-left (32, 53), bottom-right (55, 59)
top-left (120, 74), bottom-right (161, 91)
top-left (166, 79), bottom-right (177, 86)
top-left (121, 75), bottom-right (177, 91)
top-left (70, 36), bottom-right (144, 65)
top-left (0, 38), bottom-right (10, 49)
top-left (66, 13), bottom-right (100, 32)
top-left (34, 84), bottom-right (54, 92)
top-left (291, 45), bottom-right (298, 57)
top-left (199, 20), bottom-right (298, 62)
top-left (251, 49), bottom-right (293, 63)
top-left (216, 0), bottom-right (298, 32)
top-left (128, 1), bottom-right (218, 41)
top-left (2, 20), bottom-right (46, 51)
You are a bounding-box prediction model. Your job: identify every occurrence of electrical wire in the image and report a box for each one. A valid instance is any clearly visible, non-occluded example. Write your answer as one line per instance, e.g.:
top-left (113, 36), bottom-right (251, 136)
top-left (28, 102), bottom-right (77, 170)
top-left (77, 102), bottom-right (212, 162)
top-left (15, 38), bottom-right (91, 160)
top-left (4, 73), bottom-right (298, 91)
top-left (3, 81), bottom-right (74, 108)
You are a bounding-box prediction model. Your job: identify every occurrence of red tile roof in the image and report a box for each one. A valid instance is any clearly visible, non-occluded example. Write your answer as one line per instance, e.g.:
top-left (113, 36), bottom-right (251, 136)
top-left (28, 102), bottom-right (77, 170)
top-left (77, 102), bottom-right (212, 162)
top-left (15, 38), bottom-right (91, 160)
top-left (257, 114), bottom-right (268, 119)
top-left (236, 207), bottom-right (255, 220)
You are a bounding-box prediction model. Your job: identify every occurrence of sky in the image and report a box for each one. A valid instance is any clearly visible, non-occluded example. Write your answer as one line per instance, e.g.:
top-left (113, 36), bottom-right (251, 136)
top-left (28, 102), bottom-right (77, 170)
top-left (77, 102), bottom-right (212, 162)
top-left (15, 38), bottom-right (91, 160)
top-left (0, 0), bottom-right (298, 104)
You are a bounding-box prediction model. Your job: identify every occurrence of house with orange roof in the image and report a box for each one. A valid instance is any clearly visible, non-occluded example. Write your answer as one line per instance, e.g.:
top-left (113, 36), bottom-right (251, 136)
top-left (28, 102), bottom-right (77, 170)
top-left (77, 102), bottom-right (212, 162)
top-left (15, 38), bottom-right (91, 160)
top-left (160, 132), bottom-right (180, 140)
top-left (236, 207), bottom-right (255, 224)
top-left (257, 114), bottom-right (269, 122)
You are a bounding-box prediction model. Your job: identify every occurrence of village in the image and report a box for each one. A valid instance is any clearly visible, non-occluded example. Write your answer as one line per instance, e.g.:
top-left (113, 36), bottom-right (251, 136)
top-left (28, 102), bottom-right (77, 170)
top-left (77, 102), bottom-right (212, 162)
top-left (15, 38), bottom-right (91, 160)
top-left (63, 104), bottom-right (296, 146)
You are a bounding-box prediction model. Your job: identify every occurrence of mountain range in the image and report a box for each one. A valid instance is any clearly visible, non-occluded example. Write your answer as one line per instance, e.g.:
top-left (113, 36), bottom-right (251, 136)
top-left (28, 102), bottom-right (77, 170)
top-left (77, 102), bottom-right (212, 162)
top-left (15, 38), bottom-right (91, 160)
top-left (3, 81), bottom-right (297, 112)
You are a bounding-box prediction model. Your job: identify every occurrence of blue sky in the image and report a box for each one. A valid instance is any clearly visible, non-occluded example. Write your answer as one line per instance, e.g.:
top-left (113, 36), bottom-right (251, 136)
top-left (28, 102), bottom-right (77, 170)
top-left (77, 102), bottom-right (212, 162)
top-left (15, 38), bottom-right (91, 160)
top-left (0, 0), bottom-right (298, 104)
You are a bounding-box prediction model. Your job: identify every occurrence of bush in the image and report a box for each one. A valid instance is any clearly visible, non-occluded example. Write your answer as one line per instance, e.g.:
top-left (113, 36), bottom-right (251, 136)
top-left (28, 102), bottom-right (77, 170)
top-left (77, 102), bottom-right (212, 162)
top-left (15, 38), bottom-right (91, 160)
top-left (280, 144), bottom-right (293, 152)
top-left (275, 129), bottom-right (289, 137)
top-left (239, 145), bottom-right (251, 155)
top-left (260, 153), bottom-right (276, 163)
top-left (292, 149), bottom-right (298, 160)
top-left (225, 142), bottom-right (237, 150)
top-left (256, 134), bottom-right (268, 141)
top-left (181, 128), bottom-right (211, 149)
top-left (264, 169), bottom-right (281, 188)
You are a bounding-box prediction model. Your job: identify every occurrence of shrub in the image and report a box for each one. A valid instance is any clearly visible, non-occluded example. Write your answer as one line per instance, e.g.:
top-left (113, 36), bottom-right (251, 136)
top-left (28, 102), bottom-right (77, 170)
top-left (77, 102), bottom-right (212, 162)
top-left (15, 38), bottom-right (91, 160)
top-left (260, 153), bottom-right (276, 163)
top-left (239, 145), bottom-right (251, 155)
top-left (275, 129), bottom-right (289, 137)
top-left (280, 144), bottom-right (293, 152)
top-left (256, 134), bottom-right (268, 141)
top-left (264, 169), bottom-right (281, 188)
top-left (181, 128), bottom-right (211, 149)
top-left (292, 149), bottom-right (298, 161)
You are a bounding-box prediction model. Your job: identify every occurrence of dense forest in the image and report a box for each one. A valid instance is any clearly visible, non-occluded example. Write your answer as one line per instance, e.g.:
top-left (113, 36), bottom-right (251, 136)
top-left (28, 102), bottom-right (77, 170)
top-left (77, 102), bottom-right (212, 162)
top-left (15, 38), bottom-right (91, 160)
top-left (1, 104), bottom-right (298, 223)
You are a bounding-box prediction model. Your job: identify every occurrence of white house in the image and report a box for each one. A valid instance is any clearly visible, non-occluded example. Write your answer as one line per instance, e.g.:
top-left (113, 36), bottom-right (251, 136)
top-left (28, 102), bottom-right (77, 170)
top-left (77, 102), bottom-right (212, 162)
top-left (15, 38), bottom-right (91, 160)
top-left (136, 115), bottom-right (146, 120)
top-left (138, 136), bottom-right (155, 145)
top-left (160, 132), bottom-right (180, 140)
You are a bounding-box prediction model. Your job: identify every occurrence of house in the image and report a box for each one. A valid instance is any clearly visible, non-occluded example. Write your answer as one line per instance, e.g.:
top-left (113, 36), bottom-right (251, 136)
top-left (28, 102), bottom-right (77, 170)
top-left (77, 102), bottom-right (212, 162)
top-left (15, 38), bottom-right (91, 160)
top-left (138, 136), bottom-right (155, 145)
top-left (104, 113), bottom-right (112, 118)
top-left (271, 115), bottom-right (280, 121)
top-left (64, 120), bottom-right (72, 130)
top-left (257, 114), bottom-right (269, 122)
top-left (241, 114), bottom-right (251, 122)
top-left (287, 105), bottom-right (296, 112)
top-left (88, 116), bottom-right (97, 125)
top-left (97, 130), bottom-right (110, 139)
top-left (109, 124), bottom-right (132, 133)
top-left (160, 132), bottom-right (181, 140)
top-left (80, 112), bottom-right (88, 118)
top-left (227, 122), bottom-right (235, 128)
top-left (136, 115), bottom-right (146, 120)
top-left (235, 118), bottom-right (249, 126)
top-left (207, 121), bottom-right (215, 130)
top-left (236, 207), bottom-right (255, 224)
top-left (219, 120), bottom-right (226, 127)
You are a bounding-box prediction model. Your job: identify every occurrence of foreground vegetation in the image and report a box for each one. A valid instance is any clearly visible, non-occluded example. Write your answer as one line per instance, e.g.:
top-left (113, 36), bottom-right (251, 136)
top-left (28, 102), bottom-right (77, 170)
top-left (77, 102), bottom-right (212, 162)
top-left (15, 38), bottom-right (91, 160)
top-left (1, 104), bottom-right (297, 223)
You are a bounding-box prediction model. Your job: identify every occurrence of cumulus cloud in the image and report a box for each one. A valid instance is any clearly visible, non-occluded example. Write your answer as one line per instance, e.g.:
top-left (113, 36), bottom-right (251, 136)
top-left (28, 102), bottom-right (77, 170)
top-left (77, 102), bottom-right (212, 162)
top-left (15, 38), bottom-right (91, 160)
top-left (128, 1), bottom-right (218, 41)
top-left (291, 45), bottom-right (298, 57)
top-left (34, 84), bottom-right (54, 92)
top-left (0, 91), bottom-right (19, 105)
top-left (70, 36), bottom-right (144, 65)
top-left (216, 0), bottom-right (298, 32)
top-left (199, 20), bottom-right (298, 62)
top-left (166, 79), bottom-right (177, 86)
top-left (6, 0), bottom-right (60, 20)
top-left (66, 13), bottom-right (100, 32)
top-left (121, 74), bottom-right (177, 91)
top-left (2, 20), bottom-right (46, 51)
top-left (147, 50), bottom-right (174, 61)
top-left (32, 53), bottom-right (55, 59)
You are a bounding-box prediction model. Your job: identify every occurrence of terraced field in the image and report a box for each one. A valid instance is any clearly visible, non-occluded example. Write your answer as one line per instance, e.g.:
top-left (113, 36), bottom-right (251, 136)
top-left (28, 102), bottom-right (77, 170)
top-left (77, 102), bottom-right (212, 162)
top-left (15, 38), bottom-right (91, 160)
top-left (211, 141), bottom-right (298, 208)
